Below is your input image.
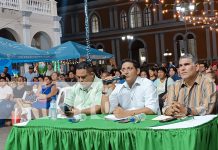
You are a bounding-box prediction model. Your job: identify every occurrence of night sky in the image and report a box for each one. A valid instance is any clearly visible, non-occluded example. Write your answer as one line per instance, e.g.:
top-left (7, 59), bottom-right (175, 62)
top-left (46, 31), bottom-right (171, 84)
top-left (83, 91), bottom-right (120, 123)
top-left (57, 0), bottom-right (96, 7)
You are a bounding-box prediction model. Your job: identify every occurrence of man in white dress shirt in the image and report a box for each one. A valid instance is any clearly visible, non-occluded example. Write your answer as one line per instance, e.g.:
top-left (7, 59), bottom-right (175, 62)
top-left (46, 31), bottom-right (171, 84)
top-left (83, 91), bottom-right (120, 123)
top-left (101, 59), bottom-right (159, 118)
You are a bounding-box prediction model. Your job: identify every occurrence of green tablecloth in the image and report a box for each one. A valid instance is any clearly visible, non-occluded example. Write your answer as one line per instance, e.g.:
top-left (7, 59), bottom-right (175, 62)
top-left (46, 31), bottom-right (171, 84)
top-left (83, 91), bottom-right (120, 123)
top-left (5, 115), bottom-right (218, 150)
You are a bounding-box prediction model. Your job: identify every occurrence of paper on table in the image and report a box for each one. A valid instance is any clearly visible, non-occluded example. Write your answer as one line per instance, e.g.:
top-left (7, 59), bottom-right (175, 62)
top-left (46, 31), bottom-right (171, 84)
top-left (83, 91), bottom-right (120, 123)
top-left (13, 121), bottom-right (29, 127)
top-left (151, 115), bottom-right (217, 129)
top-left (152, 115), bottom-right (174, 121)
top-left (104, 114), bottom-right (129, 121)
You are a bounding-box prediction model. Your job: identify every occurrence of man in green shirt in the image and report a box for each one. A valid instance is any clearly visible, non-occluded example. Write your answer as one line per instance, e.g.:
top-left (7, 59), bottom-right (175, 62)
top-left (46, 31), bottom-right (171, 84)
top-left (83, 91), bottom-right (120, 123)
top-left (64, 61), bottom-right (103, 115)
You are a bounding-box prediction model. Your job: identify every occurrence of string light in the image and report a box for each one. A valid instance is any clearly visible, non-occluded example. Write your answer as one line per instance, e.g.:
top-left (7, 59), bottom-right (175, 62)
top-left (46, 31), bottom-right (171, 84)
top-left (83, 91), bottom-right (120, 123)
top-left (136, 0), bottom-right (218, 31)
top-left (84, 0), bottom-right (91, 62)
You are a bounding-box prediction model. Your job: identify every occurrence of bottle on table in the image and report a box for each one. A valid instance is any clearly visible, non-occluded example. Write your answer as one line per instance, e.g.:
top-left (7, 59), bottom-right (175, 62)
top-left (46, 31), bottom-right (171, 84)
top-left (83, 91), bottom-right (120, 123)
top-left (49, 98), bottom-right (57, 120)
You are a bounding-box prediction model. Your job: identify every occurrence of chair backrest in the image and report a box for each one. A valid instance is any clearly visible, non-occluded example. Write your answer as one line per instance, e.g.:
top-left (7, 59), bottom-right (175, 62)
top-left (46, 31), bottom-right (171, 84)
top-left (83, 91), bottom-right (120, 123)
top-left (56, 87), bottom-right (72, 108)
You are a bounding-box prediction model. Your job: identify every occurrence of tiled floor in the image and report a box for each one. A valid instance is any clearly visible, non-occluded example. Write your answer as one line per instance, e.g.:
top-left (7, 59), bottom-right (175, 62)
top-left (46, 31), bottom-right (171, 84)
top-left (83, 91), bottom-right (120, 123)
top-left (0, 127), bottom-right (12, 150)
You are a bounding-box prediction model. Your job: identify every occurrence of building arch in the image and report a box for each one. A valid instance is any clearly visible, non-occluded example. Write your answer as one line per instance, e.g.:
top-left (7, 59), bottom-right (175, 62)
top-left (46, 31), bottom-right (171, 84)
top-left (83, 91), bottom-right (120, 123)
top-left (185, 32), bottom-right (197, 58)
top-left (129, 38), bottom-right (147, 64)
top-left (173, 33), bottom-right (185, 62)
top-left (31, 31), bottom-right (52, 50)
top-left (0, 28), bottom-right (20, 42)
top-left (96, 43), bottom-right (105, 51)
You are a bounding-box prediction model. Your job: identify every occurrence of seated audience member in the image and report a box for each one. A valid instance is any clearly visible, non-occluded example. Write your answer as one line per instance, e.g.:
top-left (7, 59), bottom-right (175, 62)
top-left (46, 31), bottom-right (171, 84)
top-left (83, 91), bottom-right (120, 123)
top-left (198, 62), bottom-right (208, 75)
top-left (65, 71), bottom-right (77, 86)
top-left (51, 72), bottom-right (69, 88)
top-left (163, 54), bottom-right (216, 116)
top-left (13, 76), bottom-right (31, 98)
top-left (101, 59), bottom-right (159, 118)
top-left (100, 71), bottom-right (110, 80)
top-left (1, 72), bottom-right (9, 82)
top-left (140, 70), bottom-right (148, 78)
top-left (154, 67), bottom-right (174, 113)
top-left (63, 61), bottom-right (103, 115)
top-left (169, 66), bottom-right (181, 81)
top-left (0, 77), bottom-right (14, 123)
top-left (148, 67), bottom-right (157, 82)
top-left (32, 76), bottom-right (58, 118)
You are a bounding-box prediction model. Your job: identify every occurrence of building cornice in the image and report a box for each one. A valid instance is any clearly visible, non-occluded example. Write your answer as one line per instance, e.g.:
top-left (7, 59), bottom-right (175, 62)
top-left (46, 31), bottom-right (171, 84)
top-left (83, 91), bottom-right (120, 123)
top-left (61, 23), bottom-right (205, 43)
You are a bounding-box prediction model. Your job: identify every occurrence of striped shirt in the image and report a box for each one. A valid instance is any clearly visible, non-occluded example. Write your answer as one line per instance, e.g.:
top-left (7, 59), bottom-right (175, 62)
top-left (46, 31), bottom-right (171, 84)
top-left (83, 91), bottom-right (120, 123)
top-left (162, 73), bottom-right (216, 115)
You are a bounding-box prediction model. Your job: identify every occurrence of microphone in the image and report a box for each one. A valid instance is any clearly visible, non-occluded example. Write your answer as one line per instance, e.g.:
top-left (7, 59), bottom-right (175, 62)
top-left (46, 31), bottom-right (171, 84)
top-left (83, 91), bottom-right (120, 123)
top-left (103, 75), bottom-right (126, 84)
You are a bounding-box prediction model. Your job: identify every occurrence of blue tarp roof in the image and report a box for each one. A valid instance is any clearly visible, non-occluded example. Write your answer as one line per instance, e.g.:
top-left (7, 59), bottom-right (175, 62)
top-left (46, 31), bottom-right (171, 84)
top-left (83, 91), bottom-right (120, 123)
top-left (0, 37), bottom-right (55, 63)
top-left (48, 41), bottom-right (113, 60)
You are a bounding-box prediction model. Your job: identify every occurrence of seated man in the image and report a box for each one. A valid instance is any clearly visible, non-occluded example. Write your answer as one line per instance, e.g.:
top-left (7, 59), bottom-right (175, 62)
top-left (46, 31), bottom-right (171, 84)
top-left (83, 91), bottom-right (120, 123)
top-left (101, 59), bottom-right (159, 118)
top-left (163, 54), bottom-right (216, 116)
top-left (63, 61), bottom-right (103, 115)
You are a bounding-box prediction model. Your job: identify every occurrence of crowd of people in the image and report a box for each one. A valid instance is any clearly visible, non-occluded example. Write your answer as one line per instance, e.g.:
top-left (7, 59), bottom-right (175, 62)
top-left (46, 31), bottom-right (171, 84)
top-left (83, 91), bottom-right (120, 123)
top-left (0, 54), bottom-right (217, 126)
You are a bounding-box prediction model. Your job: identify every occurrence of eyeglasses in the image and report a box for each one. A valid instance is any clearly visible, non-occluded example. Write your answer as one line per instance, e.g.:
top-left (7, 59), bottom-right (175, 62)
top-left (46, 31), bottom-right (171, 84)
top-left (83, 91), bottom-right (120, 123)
top-left (121, 67), bottom-right (134, 72)
top-left (77, 75), bottom-right (88, 80)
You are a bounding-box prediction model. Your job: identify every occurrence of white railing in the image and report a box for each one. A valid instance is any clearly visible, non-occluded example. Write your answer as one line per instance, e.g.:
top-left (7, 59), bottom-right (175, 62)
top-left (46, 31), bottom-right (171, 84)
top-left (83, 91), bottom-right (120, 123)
top-left (0, 0), bottom-right (20, 10)
top-left (0, 0), bottom-right (57, 16)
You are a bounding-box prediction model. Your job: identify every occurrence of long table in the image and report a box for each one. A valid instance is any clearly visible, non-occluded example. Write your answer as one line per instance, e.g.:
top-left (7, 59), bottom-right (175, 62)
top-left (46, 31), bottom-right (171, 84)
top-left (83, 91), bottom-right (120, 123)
top-left (5, 115), bottom-right (218, 150)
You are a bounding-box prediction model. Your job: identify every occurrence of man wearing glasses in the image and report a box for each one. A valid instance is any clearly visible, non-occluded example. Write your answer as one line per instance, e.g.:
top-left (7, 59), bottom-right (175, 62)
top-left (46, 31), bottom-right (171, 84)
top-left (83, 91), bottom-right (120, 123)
top-left (101, 59), bottom-right (159, 118)
top-left (63, 61), bottom-right (103, 115)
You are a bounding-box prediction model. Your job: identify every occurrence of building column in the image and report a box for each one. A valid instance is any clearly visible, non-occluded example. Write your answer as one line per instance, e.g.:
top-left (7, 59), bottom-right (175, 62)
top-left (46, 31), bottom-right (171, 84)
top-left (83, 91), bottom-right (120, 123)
top-left (155, 34), bottom-right (160, 64)
top-left (160, 33), bottom-right (165, 63)
top-left (115, 39), bottom-right (121, 66)
top-left (206, 28), bottom-right (212, 60)
top-left (113, 7), bottom-right (118, 29)
top-left (158, 3), bottom-right (163, 22)
top-left (109, 7), bottom-right (114, 28)
top-left (53, 16), bottom-right (61, 46)
top-left (22, 11), bottom-right (32, 46)
top-left (212, 30), bottom-right (217, 59)
top-left (111, 39), bottom-right (117, 61)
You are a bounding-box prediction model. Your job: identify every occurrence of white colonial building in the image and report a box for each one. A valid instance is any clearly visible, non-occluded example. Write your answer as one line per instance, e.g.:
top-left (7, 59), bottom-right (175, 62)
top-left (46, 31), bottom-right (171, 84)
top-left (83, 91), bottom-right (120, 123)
top-left (0, 0), bottom-right (61, 50)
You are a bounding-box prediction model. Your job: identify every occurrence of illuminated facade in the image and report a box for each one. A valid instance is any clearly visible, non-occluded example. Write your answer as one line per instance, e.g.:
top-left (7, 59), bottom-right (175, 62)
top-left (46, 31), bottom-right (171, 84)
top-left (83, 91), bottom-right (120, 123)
top-left (59, 0), bottom-right (218, 65)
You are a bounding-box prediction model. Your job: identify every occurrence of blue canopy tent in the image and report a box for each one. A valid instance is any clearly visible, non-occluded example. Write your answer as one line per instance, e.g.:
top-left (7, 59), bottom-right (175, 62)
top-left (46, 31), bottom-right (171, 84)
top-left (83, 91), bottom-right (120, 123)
top-left (0, 37), bottom-right (55, 63)
top-left (46, 41), bottom-right (80, 61)
top-left (48, 41), bottom-right (113, 60)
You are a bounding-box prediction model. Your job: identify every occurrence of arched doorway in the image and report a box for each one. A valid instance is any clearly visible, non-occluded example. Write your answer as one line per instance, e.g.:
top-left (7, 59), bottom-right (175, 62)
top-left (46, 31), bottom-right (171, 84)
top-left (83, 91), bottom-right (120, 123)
top-left (130, 40), bottom-right (146, 65)
top-left (0, 28), bottom-right (18, 42)
top-left (31, 32), bottom-right (52, 50)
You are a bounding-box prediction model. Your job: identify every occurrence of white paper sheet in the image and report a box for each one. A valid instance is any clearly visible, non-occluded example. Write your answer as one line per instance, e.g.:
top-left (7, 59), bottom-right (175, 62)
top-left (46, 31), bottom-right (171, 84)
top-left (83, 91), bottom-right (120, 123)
top-left (150, 115), bottom-right (217, 129)
top-left (104, 114), bottom-right (129, 121)
top-left (13, 121), bottom-right (29, 127)
top-left (152, 115), bottom-right (174, 121)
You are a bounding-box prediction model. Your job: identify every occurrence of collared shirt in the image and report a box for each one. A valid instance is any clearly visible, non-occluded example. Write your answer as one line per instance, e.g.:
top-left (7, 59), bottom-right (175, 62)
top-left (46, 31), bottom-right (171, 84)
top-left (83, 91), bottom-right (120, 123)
top-left (24, 72), bottom-right (38, 85)
top-left (109, 77), bottom-right (160, 114)
top-left (64, 76), bottom-right (103, 110)
top-left (154, 77), bottom-right (175, 95)
top-left (163, 73), bottom-right (216, 115)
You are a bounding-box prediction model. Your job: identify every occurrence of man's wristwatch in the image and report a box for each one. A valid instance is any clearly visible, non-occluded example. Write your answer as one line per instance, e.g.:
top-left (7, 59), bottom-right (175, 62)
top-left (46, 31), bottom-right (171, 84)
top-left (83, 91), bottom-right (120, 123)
top-left (186, 107), bottom-right (192, 116)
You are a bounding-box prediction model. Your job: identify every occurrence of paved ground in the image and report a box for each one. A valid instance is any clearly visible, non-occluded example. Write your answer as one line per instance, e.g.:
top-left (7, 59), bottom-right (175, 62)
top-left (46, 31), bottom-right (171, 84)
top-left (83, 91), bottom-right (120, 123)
top-left (0, 126), bottom-right (12, 150)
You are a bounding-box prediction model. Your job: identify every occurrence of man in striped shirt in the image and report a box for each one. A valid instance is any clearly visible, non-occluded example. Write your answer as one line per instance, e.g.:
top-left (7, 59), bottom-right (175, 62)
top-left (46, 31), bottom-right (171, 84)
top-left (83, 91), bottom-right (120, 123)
top-left (163, 54), bottom-right (216, 116)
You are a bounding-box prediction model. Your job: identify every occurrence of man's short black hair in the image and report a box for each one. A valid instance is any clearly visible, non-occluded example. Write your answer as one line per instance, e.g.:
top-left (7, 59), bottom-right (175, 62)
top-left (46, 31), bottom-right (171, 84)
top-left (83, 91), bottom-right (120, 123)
top-left (158, 67), bottom-right (167, 74)
top-left (121, 59), bottom-right (140, 69)
top-left (76, 61), bottom-right (94, 73)
top-left (0, 77), bottom-right (6, 81)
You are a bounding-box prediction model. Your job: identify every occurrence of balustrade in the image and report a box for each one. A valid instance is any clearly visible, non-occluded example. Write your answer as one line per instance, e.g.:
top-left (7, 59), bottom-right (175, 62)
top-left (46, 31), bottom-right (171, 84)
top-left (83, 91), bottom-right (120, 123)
top-left (0, 0), bottom-right (56, 16)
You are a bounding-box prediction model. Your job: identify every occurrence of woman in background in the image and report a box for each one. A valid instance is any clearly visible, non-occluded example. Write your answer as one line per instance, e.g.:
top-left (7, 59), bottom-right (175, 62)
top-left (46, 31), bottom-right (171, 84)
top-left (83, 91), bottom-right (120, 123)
top-left (32, 76), bottom-right (58, 118)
